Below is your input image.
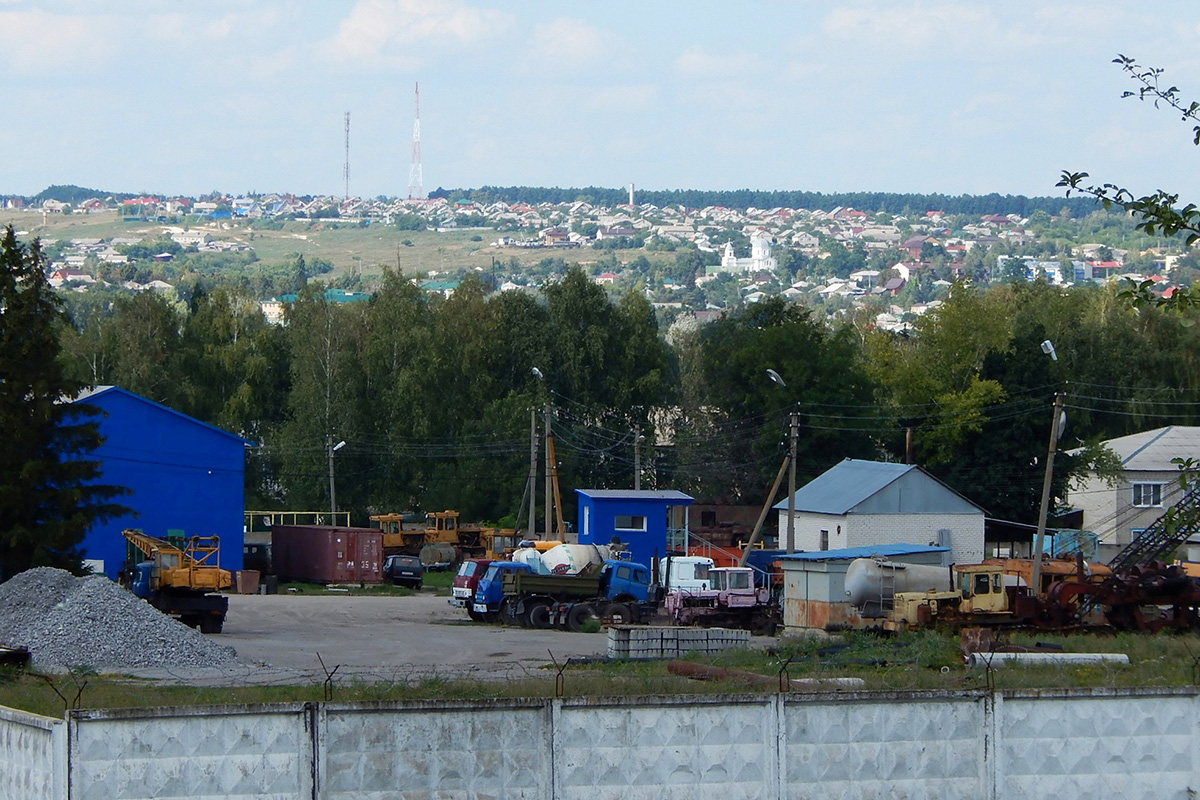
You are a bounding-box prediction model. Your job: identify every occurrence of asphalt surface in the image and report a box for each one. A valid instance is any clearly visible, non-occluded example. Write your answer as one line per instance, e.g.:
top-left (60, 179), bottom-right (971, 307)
top-left (120, 591), bottom-right (622, 686)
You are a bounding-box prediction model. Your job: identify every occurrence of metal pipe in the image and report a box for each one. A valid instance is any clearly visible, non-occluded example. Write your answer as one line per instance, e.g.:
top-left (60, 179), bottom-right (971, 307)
top-left (967, 652), bottom-right (1129, 669)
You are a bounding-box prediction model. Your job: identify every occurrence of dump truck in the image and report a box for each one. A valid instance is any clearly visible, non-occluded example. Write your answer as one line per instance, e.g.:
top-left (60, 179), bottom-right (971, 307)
top-left (120, 529), bottom-right (232, 633)
top-left (472, 559), bottom-right (657, 630)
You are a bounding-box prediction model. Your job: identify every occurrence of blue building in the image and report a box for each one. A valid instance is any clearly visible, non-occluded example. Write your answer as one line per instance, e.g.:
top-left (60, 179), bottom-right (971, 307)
top-left (73, 387), bottom-right (247, 579)
top-left (575, 489), bottom-right (693, 569)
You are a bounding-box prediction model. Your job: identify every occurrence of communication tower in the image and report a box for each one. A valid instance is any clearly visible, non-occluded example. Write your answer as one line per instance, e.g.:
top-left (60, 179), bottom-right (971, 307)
top-left (343, 111), bottom-right (351, 200)
top-left (408, 83), bottom-right (423, 201)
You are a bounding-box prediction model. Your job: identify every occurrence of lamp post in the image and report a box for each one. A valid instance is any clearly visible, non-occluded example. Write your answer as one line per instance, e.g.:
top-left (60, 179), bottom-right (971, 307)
top-left (1030, 340), bottom-right (1064, 596)
top-left (327, 437), bottom-right (346, 518)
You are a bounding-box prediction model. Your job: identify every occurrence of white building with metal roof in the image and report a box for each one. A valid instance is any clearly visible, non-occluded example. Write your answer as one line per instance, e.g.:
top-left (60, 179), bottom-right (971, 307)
top-left (772, 458), bottom-right (985, 564)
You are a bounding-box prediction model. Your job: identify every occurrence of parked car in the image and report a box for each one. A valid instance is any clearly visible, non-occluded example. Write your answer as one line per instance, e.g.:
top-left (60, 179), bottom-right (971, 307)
top-left (383, 555), bottom-right (424, 589)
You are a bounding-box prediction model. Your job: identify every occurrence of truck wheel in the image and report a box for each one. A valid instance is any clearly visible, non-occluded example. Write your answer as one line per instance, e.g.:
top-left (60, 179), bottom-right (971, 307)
top-left (467, 609), bottom-right (485, 622)
top-left (200, 617), bottom-right (223, 634)
top-left (527, 603), bottom-right (552, 629)
top-left (566, 604), bottom-right (597, 632)
top-left (499, 598), bottom-right (518, 625)
top-left (603, 603), bottom-right (633, 625)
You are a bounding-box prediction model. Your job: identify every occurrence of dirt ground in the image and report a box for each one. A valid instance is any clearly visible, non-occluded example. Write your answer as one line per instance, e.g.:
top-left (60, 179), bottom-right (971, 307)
top-left (122, 592), bottom-right (628, 687)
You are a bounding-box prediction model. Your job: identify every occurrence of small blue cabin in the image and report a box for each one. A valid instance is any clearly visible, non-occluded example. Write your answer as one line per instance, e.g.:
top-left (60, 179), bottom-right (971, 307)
top-left (73, 386), bottom-right (248, 579)
top-left (575, 489), bottom-right (693, 568)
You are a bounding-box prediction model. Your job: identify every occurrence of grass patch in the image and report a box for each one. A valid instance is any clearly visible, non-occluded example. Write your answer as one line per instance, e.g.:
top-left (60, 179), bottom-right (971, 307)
top-left (3, 630), bottom-right (1198, 717)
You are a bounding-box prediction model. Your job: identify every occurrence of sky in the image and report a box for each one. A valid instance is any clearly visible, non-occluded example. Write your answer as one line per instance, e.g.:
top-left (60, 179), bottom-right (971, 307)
top-left (2, 1), bottom-right (1200, 201)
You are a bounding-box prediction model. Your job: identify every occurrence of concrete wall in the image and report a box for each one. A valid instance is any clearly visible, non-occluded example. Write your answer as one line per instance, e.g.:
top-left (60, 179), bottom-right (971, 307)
top-left (850, 513), bottom-right (984, 563)
top-left (5, 688), bottom-right (1200, 799)
top-left (778, 510), bottom-right (983, 563)
top-left (0, 705), bottom-right (63, 800)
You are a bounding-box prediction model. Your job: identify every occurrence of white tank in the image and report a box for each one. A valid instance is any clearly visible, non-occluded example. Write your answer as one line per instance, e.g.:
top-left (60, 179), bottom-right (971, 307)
top-left (539, 543), bottom-right (611, 575)
top-left (510, 547), bottom-right (548, 575)
top-left (844, 558), bottom-right (952, 612)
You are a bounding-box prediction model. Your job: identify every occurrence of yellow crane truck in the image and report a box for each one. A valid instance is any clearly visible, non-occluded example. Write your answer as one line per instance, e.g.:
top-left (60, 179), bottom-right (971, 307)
top-left (120, 529), bottom-right (232, 633)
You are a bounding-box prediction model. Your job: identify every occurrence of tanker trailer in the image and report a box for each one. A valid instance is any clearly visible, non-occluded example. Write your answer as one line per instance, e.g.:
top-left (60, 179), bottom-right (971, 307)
top-left (844, 558), bottom-right (952, 617)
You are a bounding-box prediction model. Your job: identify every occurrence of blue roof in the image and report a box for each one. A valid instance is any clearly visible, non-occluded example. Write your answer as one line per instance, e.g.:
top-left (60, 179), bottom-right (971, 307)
top-left (772, 458), bottom-right (982, 515)
top-left (773, 459), bottom-right (914, 514)
top-left (73, 386), bottom-right (253, 446)
top-left (778, 543), bottom-right (949, 562)
top-left (576, 489), bottom-right (693, 502)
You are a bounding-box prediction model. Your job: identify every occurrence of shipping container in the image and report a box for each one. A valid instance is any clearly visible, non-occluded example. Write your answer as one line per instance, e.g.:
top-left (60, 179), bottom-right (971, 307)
top-left (270, 525), bottom-right (384, 584)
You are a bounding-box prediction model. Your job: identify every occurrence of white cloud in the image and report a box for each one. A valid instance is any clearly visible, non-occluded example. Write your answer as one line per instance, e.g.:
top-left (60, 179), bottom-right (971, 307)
top-left (673, 45), bottom-right (762, 79)
top-left (821, 4), bottom-right (1046, 57)
top-left (323, 0), bottom-right (507, 68)
top-left (579, 84), bottom-right (660, 113)
top-left (526, 17), bottom-right (620, 69)
top-left (0, 10), bottom-right (112, 70)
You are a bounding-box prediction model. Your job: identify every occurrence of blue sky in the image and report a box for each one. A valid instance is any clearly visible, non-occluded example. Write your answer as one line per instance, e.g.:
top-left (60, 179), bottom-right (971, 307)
top-left (2, 1), bottom-right (1199, 200)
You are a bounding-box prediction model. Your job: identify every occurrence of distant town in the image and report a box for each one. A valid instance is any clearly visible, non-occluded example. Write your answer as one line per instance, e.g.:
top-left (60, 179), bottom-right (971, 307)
top-left (2, 187), bottom-right (1184, 334)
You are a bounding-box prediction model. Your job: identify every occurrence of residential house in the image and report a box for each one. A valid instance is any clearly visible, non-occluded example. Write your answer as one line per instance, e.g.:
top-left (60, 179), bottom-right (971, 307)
top-left (1068, 426), bottom-right (1200, 561)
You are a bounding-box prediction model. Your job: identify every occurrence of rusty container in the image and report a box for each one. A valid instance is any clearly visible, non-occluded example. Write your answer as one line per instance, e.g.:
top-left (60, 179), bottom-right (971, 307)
top-left (270, 525), bottom-right (383, 584)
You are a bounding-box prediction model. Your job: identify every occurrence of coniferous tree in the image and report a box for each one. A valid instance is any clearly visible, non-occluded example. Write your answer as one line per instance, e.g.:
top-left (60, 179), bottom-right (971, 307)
top-left (0, 227), bottom-right (127, 578)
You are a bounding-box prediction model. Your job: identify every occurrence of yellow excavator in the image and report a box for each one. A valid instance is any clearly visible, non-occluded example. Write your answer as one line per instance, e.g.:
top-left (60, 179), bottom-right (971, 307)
top-left (120, 529), bottom-right (232, 633)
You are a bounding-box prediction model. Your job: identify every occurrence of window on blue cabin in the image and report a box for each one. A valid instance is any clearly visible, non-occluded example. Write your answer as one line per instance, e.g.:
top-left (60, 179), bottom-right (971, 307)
top-left (614, 515), bottom-right (646, 531)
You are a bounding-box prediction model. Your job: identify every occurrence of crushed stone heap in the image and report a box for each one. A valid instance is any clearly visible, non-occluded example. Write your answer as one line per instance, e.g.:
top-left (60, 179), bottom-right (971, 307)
top-left (0, 567), bottom-right (237, 670)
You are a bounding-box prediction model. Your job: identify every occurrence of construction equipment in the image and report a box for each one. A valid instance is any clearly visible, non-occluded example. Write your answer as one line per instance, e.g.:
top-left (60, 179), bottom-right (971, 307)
top-left (663, 565), bottom-right (781, 636)
top-left (369, 510), bottom-right (520, 566)
top-left (120, 529), bottom-right (231, 633)
top-left (847, 555), bottom-right (1200, 634)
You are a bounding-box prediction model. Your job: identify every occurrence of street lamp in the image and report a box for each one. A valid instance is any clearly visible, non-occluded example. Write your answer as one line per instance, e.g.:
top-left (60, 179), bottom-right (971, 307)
top-left (1030, 341), bottom-right (1065, 595)
top-left (327, 438), bottom-right (346, 518)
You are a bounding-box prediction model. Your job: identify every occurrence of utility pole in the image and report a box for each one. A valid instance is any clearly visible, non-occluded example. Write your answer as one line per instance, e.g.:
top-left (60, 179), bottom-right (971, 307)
top-left (787, 412), bottom-right (798, 553)
top-left (544, 403), bottom-right (552, 539)
top-left (1031, 390), bottom-right (1066, 595)
top-left (528, 408), bottom-right (537, 539)
top-left (326, 436), bottom-right (345, 517)
top-left (633, 425), bottom-right (642, 490)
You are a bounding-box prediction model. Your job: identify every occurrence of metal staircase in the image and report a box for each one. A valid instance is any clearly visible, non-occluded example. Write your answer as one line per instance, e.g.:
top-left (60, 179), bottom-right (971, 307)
top-left (1106, 482), bottom-right (1200, 572)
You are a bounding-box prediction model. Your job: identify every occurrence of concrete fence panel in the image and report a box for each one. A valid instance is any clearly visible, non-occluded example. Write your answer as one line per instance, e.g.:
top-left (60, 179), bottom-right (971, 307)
top-left (783, 692), bottom-right (988, 799)
top-left (553, 695), bottom-right (779, 800)
top-left (67, 703), bottom-right (314, 800)
top-left (996, 689), bottom-right (1200, 798)
top-left (320, 699), bottom-right (552, 799)
top-left (0, 705), bottom-right (63, 800)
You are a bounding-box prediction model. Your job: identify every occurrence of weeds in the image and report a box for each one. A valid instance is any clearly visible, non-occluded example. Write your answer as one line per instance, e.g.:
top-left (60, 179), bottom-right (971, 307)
top-left (2, 630), bottom-right (1199, 718)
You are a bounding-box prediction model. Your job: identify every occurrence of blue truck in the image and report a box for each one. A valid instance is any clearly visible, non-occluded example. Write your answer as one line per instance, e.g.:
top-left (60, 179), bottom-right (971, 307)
top-left (472, 559), bottom-right (656, 631)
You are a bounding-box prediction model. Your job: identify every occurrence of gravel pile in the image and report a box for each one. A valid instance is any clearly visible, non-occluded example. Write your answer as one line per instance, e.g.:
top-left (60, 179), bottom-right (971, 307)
top-left (0, 567), bottom-right (238, 670)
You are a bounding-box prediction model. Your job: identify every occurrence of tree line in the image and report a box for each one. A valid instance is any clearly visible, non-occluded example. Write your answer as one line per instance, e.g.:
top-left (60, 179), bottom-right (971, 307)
top-left (46, 257), bottom-right (1200, 535)
top-left (431, 185), bottom-right (1103, 218)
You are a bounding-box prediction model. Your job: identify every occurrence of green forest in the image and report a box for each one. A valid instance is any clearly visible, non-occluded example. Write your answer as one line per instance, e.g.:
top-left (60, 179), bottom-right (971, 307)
top-left (430, 185), bottom-right (1102, 218)
top-left (51, 262), bottom-right (1200, 530)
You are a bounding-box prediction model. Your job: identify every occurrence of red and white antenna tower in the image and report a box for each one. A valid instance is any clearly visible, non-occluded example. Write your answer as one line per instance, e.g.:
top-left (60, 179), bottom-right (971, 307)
top-left (407, 82), bottom-right (423, 201)
top-left (343, 111), bottom-right (351, 201)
